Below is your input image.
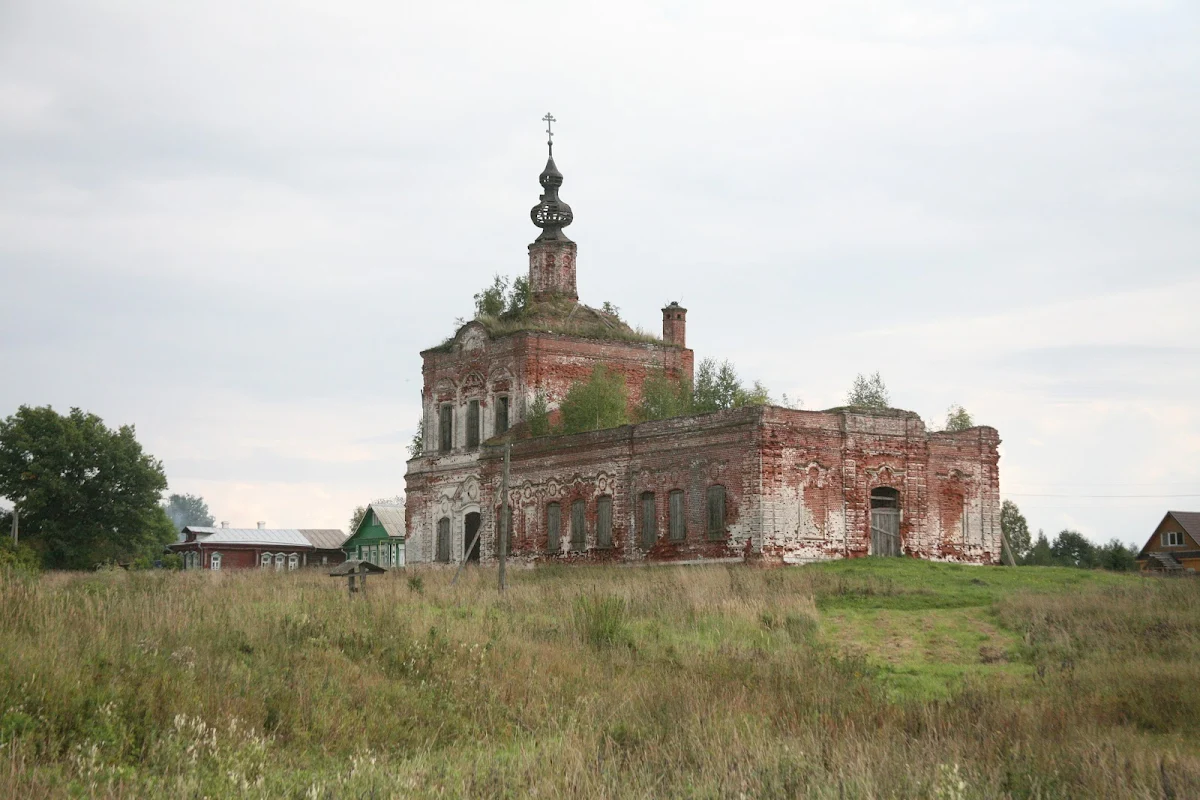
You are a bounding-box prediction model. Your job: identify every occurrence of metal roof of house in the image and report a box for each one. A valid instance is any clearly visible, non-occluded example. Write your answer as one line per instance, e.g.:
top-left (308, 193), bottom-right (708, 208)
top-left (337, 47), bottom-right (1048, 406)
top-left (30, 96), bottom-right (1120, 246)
top-left (369, 504), bottom-right (406, 539)
top-left (300, 529), bottom-right (351, 550)
top-left (185, 528), bottom-right (313, 547)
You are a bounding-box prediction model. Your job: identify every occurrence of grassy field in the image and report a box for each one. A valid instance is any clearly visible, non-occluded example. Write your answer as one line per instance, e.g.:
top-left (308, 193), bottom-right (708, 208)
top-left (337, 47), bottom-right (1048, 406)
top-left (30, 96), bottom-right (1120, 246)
top-left (1, 559), bottom-right (1197, 798)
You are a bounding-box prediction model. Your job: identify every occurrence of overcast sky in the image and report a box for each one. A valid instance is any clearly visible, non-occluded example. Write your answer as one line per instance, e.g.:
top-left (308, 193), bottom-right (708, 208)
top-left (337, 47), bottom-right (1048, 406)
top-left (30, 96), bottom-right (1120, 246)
top-left (2, 1), bottom-right (1198, 543)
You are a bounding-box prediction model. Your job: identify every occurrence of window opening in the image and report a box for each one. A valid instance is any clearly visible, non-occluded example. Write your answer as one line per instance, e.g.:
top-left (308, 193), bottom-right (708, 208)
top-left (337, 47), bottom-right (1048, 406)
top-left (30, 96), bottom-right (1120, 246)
top-left (436, 517), bottom-right (451, 562)
top-left (706, 486), bottom-right (726, 541)
top-left (495, 396), bottom-right (510, 435)
top-left (641, 492), bottom-right (656, 549)
top-left (210, 552), bottom-right (222, 570)
top-left (547, 503), bottom-right (561, 552)
top-left (439, 404), bottom-right (454, 451)
top-left (669, 490), bottom-right (686, 541)
top-left (467, 400), bottom-right (480, 448)
top-left (596, 496), bottom-right (613, 548)
top-left (288, 553), bottom-right (299, 571)
top-left (275, 553), bottom-right (285, 570)
top-left (260, 552), bottom-right (271, 568)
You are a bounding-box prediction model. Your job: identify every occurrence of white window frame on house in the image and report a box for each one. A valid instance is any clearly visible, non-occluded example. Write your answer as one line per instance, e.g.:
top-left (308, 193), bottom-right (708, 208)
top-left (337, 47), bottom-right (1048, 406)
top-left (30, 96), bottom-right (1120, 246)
top-left (274, 553), bottom-right (285, 570)
top-left (1163, 530), bottom-right (1184, 547)
top-left (210, 552), bottom-right (222, 570)
top-left (288, 553), bottom-right (299, 570)
top-left (260, 552), bottom-right (272, 568)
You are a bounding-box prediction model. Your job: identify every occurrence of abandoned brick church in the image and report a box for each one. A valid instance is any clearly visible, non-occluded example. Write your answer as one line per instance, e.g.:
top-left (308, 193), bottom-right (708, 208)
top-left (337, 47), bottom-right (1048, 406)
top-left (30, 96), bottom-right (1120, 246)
top-left (404, 129), bottom-right (1002, 566)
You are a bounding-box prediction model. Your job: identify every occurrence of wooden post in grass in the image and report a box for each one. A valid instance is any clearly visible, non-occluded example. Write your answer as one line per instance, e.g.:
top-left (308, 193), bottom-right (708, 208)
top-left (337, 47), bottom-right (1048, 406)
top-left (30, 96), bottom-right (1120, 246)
top-left (498, 443), bottom-right (510, 593)
top-left (9, 507), bottom-right (16, 545)
top-left (1000, 530), bottom-right (1018, 567)
top-left (359, 561), bottom-right (367, 598)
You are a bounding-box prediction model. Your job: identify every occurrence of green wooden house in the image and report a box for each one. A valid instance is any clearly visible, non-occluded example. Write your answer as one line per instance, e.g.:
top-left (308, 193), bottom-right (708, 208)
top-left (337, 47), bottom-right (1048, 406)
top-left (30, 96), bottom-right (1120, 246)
top-left (344, 504), bottom-right (406, 567)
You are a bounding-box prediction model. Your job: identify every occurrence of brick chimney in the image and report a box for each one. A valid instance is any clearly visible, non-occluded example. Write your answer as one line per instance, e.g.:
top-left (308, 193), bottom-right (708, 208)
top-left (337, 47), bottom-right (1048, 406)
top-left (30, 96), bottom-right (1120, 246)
top-left (257, 521), bottom-right (266, 530)
top-left (662, 302), bottom-right (687, 347)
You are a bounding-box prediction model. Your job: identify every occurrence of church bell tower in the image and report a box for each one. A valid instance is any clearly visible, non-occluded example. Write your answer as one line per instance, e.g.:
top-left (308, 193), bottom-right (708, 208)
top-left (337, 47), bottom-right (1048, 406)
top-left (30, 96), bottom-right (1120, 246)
top-left (528, 113), bottom-right (578, 302)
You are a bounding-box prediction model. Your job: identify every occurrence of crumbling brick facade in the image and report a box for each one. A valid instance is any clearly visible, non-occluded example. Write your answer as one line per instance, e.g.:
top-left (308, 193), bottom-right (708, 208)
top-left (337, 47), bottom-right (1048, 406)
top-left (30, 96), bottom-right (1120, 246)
top-left (406, 406), bottom-right (1001, 566)
top-left (403, 143), bottom-right (1002, 567)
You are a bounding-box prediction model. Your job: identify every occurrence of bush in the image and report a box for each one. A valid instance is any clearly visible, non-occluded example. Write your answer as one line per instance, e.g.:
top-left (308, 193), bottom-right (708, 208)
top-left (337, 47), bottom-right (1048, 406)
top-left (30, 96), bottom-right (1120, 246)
top-left (0, 538), bottom-right (40, 574)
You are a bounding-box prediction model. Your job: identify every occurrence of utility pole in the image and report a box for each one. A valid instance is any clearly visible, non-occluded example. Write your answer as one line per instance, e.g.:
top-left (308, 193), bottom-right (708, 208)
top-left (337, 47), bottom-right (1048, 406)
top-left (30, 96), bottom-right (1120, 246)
top-left (10, 507), bottom-right (17, 545)
top-left (498, 443), bottom-right (510, 593)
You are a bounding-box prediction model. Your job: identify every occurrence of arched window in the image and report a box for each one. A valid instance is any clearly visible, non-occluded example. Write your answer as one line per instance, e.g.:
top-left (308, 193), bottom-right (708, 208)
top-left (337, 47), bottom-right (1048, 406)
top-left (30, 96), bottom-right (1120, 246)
top-left (210, 552), bottom-right (222, 571)
top-left (274, 553), bottom-right (285, 570)
top-left (288, 553), bottom-right (299, 570)
top-left (260, 552), bottom-right (272, 568)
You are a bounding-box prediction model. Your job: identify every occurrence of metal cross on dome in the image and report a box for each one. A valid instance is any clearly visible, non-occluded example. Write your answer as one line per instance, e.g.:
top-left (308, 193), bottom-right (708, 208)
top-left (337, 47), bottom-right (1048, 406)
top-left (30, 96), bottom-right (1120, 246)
top-left (542, 112), bottom-right (556, 155)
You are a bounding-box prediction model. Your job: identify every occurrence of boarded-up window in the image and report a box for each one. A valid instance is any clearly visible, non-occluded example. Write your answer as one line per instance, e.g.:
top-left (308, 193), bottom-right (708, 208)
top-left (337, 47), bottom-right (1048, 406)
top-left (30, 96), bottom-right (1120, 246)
top-left (439, 405), bottom-right (453, 451)
top-left (641, 492), bottom-right (656, 549)
top-left (495, 396), bottom-right (509, 435)
top-left (596, 496), bottom-right (613, 548)
top-left (571, 500), bottom-right (586, 550)
top-left (706, 486), bottom-right (726, 540)
top-left (547, 503), bottom-right (561, 552)
top-left (436, 517), bottom-right (451, 562)
top-left (669, 490), bottom-right (685, 541)
top-left (466, 400), bottom-right (480, 448)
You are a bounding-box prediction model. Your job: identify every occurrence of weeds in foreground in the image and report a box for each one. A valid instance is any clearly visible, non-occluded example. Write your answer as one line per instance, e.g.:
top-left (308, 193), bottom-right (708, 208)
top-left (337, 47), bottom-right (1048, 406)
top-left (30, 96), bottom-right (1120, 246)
top-left (0, 561), bottom-right (1196, 798)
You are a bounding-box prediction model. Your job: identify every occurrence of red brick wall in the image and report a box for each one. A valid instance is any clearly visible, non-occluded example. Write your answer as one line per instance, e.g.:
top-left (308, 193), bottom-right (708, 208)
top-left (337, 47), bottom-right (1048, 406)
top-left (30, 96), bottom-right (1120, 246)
top-left (406, 405), bottom-right (1002, 566)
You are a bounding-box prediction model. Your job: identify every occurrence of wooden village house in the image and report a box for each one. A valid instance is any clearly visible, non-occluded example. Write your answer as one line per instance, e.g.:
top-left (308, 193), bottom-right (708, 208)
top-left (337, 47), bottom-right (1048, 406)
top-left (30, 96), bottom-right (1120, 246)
top-left (1136, 511), bottom-right (1200, 573)
top-left (342, 503), bottom-right (406, 567)
top-left (168, 523), bottom-right (349, 571)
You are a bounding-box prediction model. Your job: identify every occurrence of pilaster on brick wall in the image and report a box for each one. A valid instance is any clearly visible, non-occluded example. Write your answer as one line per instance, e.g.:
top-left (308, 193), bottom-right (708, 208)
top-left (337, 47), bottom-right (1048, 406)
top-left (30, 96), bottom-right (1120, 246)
top-left (528, 239), bottom-right (578, 301)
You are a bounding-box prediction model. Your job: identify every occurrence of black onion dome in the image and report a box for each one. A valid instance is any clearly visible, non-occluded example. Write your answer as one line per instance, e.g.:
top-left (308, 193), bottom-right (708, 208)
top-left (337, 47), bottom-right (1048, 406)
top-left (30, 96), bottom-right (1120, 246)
top-left (531, 155), bottom-right (573, 241)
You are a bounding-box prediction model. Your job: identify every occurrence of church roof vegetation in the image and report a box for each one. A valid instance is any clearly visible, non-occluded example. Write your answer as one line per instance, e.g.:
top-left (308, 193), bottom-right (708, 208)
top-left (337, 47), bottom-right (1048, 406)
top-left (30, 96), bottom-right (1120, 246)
top-left (430, 297), bottom-right (667, 352)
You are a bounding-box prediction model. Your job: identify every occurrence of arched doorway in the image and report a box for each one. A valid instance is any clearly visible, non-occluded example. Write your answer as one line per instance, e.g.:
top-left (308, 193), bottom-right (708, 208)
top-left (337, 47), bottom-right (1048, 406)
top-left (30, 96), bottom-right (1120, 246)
top-left (870, 487), bottom-right (901, 556)
top-left (464, 512), bottom-right (481, 562)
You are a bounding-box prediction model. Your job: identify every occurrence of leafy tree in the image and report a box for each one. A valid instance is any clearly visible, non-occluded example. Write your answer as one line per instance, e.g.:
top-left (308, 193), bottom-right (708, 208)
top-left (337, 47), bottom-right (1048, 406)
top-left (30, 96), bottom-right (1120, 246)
top-left (945, 405), bottom-right (974, 432)
top-left (1096, 539), bottom-right (1138, 572)
top-left (693, 359), bottom-right (771, 414)
top-left (474, 274), bottom-right (531, 320)
top-left (508, 276), bottom-right (531, 318)
top-left (528, 392), bottom-right (551, 437)
top-left (559, 366), bottom-right (629, 435)
top-left (846, 372), bottom-right (890, 409)
top-left (601, 301), bottom-right (621, 319)
top-left (637, 368), bottom-right (692, 422)
top-left (1024, 530), bottom-right (1054, 566)
top-left (1000, 500), bottom-right (1031, 562)
top-left (408, 418), bottom-right (424, 458)
top-left (1051, 529), bottom-right (1097, 568)
top-left (474, 274), bottom-right (509, 318)
top-left (349, 505), bottom-right (367, 533)
top-left (163, 493), bottom-right (214, 532)
top-left (0, 406), bottom-right (173, 569)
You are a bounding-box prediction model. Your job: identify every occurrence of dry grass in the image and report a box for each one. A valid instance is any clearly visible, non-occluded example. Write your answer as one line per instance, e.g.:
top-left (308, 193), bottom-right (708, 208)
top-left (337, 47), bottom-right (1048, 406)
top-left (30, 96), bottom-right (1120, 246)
top-left (0, 560), bottom-right (1197, 798)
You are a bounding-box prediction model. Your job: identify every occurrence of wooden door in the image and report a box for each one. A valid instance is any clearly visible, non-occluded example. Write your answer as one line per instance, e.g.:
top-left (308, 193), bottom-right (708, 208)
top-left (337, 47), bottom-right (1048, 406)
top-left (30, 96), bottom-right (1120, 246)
top-left (871, 508), bottom-right (900, 556)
